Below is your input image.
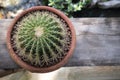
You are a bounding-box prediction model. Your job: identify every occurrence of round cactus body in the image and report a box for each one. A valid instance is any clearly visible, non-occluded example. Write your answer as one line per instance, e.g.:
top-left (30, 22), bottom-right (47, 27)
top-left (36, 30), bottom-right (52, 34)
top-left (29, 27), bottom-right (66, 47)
top-left (7, 6), bottom-right (76, 73)
top-left (11, 10), bottom-right (72, 68)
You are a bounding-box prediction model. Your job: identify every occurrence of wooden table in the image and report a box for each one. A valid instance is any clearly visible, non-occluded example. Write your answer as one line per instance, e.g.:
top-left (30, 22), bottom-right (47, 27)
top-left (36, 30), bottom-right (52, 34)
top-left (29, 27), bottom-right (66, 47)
top-left (0, 18), bottom-right (120, 69)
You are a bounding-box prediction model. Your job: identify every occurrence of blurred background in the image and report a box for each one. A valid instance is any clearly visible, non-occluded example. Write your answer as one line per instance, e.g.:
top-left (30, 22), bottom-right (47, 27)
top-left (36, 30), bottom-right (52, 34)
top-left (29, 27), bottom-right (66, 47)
top-left (0, 0), bottom-right (120, 80)
top-left (0, 0), bottom-right (120, 19)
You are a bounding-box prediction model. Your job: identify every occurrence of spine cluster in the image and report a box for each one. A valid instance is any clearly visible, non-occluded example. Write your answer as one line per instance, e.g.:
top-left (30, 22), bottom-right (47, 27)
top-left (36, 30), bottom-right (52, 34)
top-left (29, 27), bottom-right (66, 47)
top-left (11, 11), bottom-right (72, 67)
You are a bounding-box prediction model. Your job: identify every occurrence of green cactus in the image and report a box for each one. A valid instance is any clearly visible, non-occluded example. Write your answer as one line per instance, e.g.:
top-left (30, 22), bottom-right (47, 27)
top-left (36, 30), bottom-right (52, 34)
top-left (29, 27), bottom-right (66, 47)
top-left (11, 10), bottom-right (72, 67)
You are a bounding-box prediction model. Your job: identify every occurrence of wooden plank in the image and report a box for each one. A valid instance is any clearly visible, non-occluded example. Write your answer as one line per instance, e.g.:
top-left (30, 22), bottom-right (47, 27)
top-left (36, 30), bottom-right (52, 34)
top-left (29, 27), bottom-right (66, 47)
top-left (0, 18), bottom-right (120, 69)
top-left (66, 18), bottom-right (120, 66)
top-left (1, 66), bottom-right (120, 80)
top-left (0, 19), bottom-right (20, 69)
top-left (48, 66), bottom-right (120, 80)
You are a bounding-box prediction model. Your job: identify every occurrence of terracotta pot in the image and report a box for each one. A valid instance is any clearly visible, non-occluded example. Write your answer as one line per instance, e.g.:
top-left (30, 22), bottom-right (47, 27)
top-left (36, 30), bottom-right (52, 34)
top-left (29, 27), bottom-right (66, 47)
top-left (6, 6), bottom-right (76, 73)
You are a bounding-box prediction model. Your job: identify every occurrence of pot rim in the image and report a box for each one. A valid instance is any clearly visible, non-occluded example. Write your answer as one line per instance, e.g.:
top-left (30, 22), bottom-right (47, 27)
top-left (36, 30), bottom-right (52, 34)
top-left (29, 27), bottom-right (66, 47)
top-left (6, 6), bottom-right (76, 73)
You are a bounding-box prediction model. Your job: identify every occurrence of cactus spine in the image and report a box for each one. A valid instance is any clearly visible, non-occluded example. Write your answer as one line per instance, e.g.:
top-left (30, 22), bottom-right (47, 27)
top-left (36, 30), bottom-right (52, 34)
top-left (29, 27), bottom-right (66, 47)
top-left (11, 11), bottom-right (72, 67)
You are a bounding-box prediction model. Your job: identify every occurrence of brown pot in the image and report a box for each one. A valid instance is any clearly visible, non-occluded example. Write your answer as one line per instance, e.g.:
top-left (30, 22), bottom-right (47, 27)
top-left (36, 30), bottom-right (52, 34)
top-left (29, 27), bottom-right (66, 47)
top-left (6, 6), bottom-right (76, 73)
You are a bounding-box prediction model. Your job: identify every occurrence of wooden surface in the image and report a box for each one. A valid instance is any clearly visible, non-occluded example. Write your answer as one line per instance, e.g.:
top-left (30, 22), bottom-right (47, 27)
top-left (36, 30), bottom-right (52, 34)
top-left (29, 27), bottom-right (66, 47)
top-left (48, 66), bottom-right (120, 80)
top-left (1, 66), bottom-right (120, 80)
top-left (0, 18), bottom-right (120, 69)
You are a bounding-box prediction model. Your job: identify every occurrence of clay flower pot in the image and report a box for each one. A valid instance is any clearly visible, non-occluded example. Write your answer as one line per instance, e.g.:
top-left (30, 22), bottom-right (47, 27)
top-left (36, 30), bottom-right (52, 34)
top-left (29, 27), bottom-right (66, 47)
top-left (6, 6), bottom-right (76, 73)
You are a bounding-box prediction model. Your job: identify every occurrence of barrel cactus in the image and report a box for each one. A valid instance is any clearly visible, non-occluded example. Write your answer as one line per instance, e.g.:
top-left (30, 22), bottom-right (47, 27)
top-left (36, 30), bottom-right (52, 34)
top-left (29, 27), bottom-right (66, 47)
top-left (7, 6), bottom-right (76, 73)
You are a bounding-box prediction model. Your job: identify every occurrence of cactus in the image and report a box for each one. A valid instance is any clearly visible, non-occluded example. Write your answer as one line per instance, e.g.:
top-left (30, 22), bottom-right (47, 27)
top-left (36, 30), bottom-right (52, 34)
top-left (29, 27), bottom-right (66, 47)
top-left (10, 10), bottom-right (72, 68)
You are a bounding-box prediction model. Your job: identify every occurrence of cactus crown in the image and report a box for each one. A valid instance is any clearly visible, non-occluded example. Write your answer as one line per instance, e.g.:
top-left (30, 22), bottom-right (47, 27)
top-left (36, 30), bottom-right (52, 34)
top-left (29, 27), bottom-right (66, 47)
top-left (11, 10), bottom-right (72, 68)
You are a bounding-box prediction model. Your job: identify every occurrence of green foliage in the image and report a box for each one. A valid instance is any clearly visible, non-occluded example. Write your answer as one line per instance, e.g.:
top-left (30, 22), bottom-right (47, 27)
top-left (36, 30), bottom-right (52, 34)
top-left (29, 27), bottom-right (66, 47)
top-left (44, 0), bottom-right (91, 17)
top-left (12, 10), bottom-right (71, 67)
